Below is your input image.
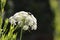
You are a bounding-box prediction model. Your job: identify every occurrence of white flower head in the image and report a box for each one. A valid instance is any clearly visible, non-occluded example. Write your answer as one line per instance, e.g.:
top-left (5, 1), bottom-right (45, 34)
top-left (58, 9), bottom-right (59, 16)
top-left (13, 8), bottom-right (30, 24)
top-left (9, 11), bottom-right (37, 30)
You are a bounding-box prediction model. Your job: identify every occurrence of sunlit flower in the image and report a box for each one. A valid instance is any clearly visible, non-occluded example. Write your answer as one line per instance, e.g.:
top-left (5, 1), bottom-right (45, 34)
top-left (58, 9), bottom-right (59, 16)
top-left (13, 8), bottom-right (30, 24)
top-left (9, 11), bottom-right (37, 30)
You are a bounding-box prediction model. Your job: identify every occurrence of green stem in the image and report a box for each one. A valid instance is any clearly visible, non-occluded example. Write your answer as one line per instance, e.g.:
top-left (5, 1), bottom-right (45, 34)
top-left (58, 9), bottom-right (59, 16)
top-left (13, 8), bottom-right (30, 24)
top-left (20, 27), bottom-right (23, 40)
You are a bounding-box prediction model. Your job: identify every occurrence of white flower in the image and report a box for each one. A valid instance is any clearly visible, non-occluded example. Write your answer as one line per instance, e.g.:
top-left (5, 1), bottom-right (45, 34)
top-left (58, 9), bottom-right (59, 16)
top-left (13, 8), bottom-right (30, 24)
top-left (30, 14), bottom-right (37, 30)
top-left (31, 24), bottom-right (37, 30)
top-left (9, 11), bottom-right (37, 30)
top-left (13, 11), bottom-right (28, 22)
top-left (31, 15), bottom-right (37, 24)
top-left (25, 14), bottom-right (37, 30)
top-left (9, 16), bottom-right (16, 25)
top-left (25, 15), bottom-right (33, 26)
top-left (22, 25), bottom-right (29, 30)
top-left (13, 15), bottom-right (23, 22)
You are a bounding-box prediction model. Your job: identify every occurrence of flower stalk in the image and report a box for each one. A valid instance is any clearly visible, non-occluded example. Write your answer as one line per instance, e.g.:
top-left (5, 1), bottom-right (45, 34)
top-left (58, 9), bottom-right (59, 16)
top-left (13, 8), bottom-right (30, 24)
top-left (20, 27), bottom-right (23, 40)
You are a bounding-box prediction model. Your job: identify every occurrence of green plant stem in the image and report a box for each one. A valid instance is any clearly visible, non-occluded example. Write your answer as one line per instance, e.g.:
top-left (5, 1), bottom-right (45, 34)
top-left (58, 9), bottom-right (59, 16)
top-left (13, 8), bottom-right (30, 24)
top-left (20, 27), bottom-right (23, 40)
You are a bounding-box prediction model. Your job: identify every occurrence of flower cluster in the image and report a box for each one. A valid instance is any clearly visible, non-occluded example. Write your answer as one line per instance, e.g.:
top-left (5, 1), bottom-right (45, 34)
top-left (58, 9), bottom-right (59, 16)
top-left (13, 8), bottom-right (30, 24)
top-left (9, 11), bottom-right (37, 30)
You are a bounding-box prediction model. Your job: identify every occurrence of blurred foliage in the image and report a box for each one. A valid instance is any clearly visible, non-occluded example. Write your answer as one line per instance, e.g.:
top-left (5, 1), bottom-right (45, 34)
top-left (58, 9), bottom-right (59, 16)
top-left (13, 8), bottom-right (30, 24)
top-left (0, 19), bottom-right (17, 40)
top-left (0, 0), bottom-right (17, 40)
top-left (50, 0), bottom-right (60, 40)
top-left (0, 0), bottom-right (6, 15)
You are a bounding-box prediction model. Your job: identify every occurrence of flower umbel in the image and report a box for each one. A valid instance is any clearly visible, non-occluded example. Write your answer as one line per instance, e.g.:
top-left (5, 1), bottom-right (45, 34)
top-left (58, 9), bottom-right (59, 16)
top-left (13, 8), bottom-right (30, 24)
top-left (9, 11), bottom-right (37, 30)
